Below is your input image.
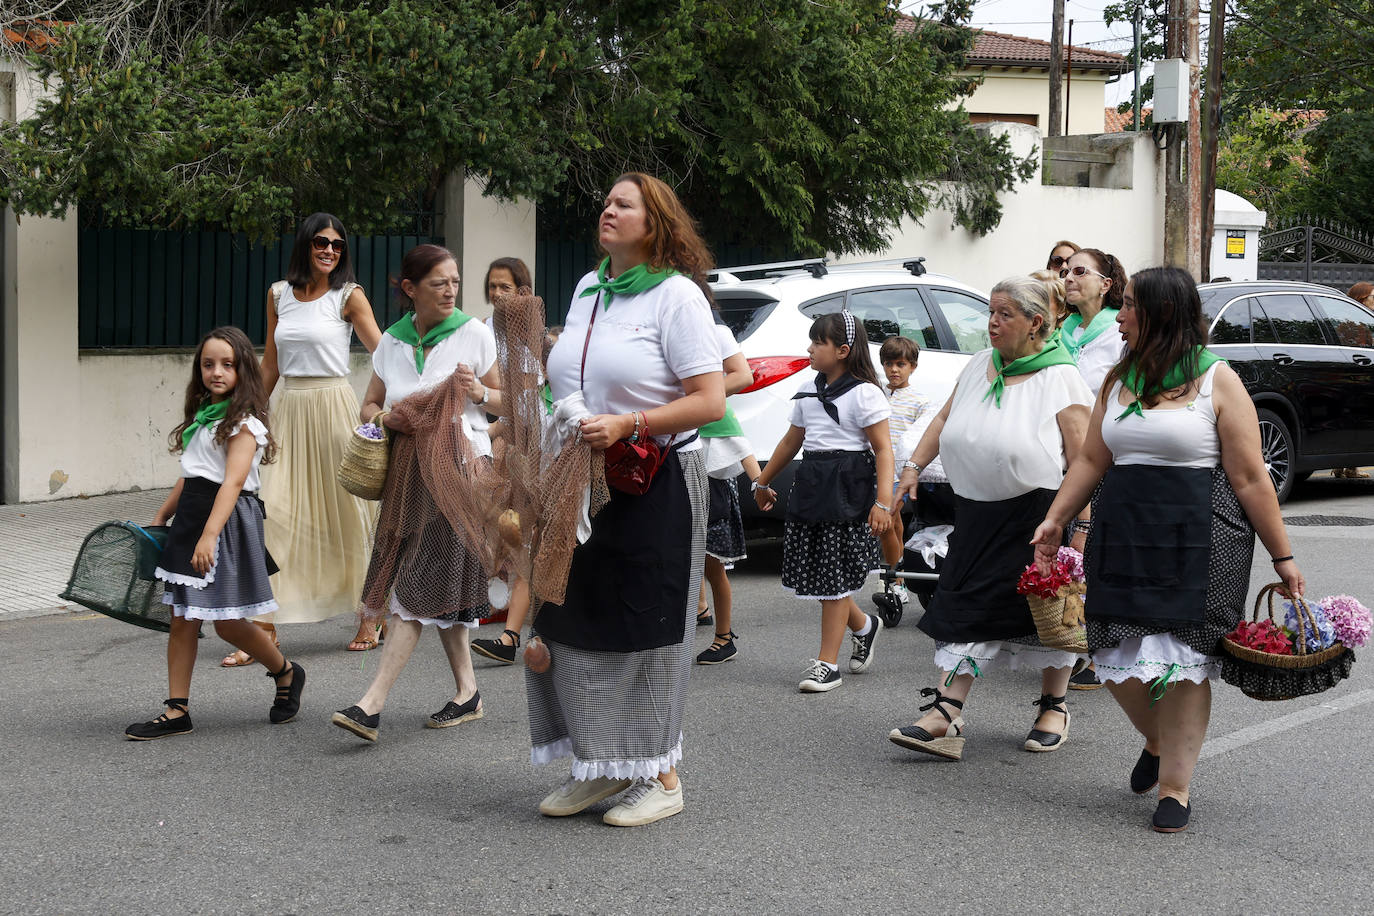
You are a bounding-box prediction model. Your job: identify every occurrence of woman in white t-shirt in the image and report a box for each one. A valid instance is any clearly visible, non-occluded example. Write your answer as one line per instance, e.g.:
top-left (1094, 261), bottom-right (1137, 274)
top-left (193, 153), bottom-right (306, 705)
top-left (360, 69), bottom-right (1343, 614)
top-left (526, 173), bottom-right (725, 829)
top-left (223, 213), bottom-right (383, 667)
top-left (331, 245), bottom-right (503, 742)
top-left (889, 276), bottom-right (1092, 762)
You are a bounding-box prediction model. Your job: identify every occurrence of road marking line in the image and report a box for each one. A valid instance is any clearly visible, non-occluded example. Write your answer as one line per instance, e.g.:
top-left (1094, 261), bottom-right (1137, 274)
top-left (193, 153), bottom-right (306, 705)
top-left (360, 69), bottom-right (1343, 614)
top-left (1200, 687), bottom-right (1374, 760)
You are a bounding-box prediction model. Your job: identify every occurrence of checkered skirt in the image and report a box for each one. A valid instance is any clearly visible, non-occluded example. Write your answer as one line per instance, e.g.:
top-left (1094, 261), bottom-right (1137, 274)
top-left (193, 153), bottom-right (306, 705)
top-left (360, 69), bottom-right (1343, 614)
top-left (526, 449), bottom-right (707, 781)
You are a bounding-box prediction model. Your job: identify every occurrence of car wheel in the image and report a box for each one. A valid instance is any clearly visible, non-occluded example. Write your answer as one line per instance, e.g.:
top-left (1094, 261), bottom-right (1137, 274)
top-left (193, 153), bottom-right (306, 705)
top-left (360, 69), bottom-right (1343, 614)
top-left (1256, 408), bottom-right (1296, 503)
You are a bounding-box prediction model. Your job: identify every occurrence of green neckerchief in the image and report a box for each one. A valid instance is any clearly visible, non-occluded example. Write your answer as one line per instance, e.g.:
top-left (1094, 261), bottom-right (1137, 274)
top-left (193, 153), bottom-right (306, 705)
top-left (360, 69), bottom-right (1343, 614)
top-left (540, 382), bottom-right (554, 416)
top-left (1116, 347), bottom-right (1226, 421)
top-left (385, 310), bottom-right (471, 374)
top-left (983, 340), bottom-right (1078, 408)
top-left (578, 257), bottom-right (681, 307)
top-left (1046, 327), bottom-right (1062, 346)
top-left (181, 398), bottom-right (229, 451)
top-left (699, 405), bottom-right (745, 439)
top-left (1059, 308), bottom-right (1120, 358)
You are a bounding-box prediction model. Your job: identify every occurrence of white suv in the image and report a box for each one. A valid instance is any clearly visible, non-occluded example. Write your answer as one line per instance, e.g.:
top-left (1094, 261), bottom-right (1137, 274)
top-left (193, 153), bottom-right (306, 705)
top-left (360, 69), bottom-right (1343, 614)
top-left (710, 257), bottom-right (991, 532)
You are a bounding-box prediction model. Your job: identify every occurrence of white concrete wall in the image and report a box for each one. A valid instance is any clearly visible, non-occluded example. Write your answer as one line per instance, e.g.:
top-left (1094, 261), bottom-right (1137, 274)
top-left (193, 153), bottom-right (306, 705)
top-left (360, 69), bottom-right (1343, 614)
top-left (963, 69), bottom-right (1112, 134)
top-left (457, 176), bottom-right (537, 321)
top-left (836, 123), bottom-right (1166, 295)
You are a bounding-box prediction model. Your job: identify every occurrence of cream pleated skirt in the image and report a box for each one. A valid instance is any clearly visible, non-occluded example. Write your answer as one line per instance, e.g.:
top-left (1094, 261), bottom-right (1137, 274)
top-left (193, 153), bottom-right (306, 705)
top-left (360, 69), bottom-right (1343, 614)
top-left (259, 376), bottom-right (378, 624)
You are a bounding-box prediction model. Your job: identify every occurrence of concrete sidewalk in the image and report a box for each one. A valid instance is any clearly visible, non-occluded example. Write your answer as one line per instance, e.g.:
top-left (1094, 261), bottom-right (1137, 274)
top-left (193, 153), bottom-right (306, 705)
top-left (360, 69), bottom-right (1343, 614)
top-left (0, 488), bottom-right (170, 620)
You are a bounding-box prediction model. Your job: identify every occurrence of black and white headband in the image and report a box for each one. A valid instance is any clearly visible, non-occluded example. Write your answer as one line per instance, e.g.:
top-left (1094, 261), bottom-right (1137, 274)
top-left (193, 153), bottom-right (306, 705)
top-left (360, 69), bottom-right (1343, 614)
top-left (840, 309), bottom-right (856, 347)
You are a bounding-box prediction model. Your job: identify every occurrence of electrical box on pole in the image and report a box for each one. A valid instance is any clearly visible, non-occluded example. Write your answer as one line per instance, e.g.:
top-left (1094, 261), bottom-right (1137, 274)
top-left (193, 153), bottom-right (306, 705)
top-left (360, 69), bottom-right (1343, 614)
top-left (1152, 59), bottom-right (1190, 123)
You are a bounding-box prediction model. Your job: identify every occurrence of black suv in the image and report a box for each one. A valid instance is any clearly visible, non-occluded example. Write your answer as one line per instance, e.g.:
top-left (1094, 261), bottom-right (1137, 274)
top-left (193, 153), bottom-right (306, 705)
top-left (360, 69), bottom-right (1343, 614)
top-left (1199, 280), bottom-right (1374, 501)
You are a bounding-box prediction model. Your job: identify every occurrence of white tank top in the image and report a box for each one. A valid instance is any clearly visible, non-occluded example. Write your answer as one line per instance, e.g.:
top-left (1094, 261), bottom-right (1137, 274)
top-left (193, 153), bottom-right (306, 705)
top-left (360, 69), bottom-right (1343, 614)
top-left (272, 281), bottom-right (355, 377)
top-left (1101, 363), bottom-right (1222, 468)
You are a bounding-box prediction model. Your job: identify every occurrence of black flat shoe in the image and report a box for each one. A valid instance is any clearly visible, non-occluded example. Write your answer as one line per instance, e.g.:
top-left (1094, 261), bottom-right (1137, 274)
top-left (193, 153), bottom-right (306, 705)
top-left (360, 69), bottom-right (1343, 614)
top-left (268, 661), bottom-right (305, 724)
top-left (125, 698), bottom-right (193, 741)
top-left (1024, 694), bottom-right (1070, 752)
top-left (696, 611), bottom-right (713, 627)
top-left (696, 631), bottom-right (738, 665)
top-left (428, 691), bottom-right (483, 728)
top-left (1131, 749), bottom-right (1161, 794)
top-left (1152, 797), bottom-right (1191, 833)
top-left (471, 630), bottom-right (519, 665)
top-left (331, 705), bottom-right (380, 742)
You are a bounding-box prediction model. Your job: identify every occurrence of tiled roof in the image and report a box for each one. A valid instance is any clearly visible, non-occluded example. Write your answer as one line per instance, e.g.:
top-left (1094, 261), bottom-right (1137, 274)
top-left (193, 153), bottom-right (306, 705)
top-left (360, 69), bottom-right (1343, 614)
top-left (2, 20), bottom-right (65, 51)
top-left (894, 18), bottom-right (1129, 74)
top-left (968, 30), bottom-right (1129, 72)
top-left (1104, 106), bottom-right (1150, 132)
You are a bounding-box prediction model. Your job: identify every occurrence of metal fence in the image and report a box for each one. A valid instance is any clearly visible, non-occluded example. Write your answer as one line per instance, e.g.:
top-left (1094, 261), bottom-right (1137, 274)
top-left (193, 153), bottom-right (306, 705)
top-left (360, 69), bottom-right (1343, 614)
top-left (1258, 217), bottom-right (1374, 293)
top-left (77, 215), bottom-right (441, 348)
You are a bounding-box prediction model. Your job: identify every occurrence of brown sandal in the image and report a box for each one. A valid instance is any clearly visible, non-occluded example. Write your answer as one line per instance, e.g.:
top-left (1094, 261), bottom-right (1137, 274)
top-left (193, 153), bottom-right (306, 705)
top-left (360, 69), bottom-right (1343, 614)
top-left (221, 621), bottom-right (278, 667)
top-left (347, 620), bottom-right (386, 652)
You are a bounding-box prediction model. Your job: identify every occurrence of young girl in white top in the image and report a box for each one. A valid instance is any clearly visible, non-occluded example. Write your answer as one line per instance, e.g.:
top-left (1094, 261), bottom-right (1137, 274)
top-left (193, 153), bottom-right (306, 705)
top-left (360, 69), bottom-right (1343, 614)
top-left (126, 327), bottom-right (304, 739)
top-left (753, 310), bottom-right (893, 693)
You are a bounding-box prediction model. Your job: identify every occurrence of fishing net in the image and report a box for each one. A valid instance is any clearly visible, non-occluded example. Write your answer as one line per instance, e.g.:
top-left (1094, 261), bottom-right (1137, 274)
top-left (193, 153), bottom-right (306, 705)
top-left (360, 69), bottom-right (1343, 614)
top-left (61, 522), bottom-right (172, 632)
top-left (489, 289), bottom-right (609, 610)
top-left (359, 290), bottom-right (607, 628)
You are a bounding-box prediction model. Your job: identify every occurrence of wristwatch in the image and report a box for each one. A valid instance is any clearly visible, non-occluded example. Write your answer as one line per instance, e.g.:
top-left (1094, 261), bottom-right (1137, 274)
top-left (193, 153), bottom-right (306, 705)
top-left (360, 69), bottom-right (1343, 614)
top-left (477, 386), bottom-right (490, 407)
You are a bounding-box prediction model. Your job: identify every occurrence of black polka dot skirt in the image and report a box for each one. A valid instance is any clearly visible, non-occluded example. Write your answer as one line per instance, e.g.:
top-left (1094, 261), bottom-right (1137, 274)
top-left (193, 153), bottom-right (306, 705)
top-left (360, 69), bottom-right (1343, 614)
top-left (782, 520), bottom-right (878, 601)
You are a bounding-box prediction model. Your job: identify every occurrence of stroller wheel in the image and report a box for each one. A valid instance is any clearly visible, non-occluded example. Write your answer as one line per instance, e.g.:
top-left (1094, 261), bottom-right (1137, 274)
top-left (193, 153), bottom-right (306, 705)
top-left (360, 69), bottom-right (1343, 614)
top-left (873, 592), bottom-right (904, 628)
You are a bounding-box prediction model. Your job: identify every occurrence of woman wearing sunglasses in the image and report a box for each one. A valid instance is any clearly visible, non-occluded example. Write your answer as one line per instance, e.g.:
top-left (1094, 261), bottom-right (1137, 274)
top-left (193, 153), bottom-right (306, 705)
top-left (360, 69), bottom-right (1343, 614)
top-left (1060, 248), bottom-right (1128, 394)
top-left (222, 213), bottom-right (385, 664)
top-left (1045, 240), bottom-right (1080, 273)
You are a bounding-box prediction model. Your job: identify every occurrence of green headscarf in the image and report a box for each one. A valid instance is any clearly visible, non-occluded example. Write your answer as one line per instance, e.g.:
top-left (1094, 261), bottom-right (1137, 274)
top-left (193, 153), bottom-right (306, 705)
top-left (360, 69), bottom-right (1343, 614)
top-left (385, 310), bottom-right (471, 374)
top-left (578, 257), bottom-right (681, 307)
top-left (982, 339), bottom-right (1078, 408)
top-left (181, 399), bottom-right (229, 451)
top-left (1116, 347), bottom-right (1226, 420)
top-left (1059, 308), bottom-right (1120, 358)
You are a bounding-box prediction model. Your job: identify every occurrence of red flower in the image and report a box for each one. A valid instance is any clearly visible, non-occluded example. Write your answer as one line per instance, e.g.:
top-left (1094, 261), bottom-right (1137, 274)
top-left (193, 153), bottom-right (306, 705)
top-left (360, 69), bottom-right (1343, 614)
top-left (1226, 619), bottom-right (1295, 654)
top-left (1017, 562), bottom-right (1072, 599)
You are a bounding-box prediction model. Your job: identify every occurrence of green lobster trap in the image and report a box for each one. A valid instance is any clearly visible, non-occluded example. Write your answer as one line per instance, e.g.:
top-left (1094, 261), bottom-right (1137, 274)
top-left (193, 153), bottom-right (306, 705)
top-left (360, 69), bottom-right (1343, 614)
top-left (61, 522), bottom-right (172, 632)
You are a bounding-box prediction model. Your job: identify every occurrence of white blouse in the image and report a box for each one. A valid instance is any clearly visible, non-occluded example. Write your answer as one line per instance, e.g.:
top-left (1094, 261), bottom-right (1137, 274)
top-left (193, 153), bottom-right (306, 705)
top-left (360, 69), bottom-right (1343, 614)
top-left (180, 416), bottom-right (270, 492)
top-left (788, 377), bottom-right (890, 451)
top-left (1073, 327), bottom-right (1125, 394)
top-left (939, 349), bottom-right (1093, 501)
top-left (371, 318), bottom-right (498, 457)
top-left (272, 281), bottom-right (354, 378)
top-left (1102, 363), bottom-right (1222, 468)
top-left (546, 273), bottom-right (720, 450)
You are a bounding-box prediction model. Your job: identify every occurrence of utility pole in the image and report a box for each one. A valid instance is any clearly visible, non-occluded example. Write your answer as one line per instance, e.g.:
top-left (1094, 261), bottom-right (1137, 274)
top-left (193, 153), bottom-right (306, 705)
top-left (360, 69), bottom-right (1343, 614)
top-left (1201, 0), bottom-right (1227, 279)
top-left (1133, 2), bottom-right (1143, 131)
top-left (1049, 0), bottom-right (1064, 137)
top-left (1163, 0), bottom-right (1203, 277)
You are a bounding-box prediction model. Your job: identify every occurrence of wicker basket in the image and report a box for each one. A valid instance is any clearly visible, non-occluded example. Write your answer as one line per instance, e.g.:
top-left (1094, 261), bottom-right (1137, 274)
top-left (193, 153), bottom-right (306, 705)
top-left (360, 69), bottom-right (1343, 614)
top-left (1220, 583), bottom-right (1355, 701)
top-left (1027, 581), bottom-right (1089, 652)
top-left (337, 414), bottom-right (390, 501)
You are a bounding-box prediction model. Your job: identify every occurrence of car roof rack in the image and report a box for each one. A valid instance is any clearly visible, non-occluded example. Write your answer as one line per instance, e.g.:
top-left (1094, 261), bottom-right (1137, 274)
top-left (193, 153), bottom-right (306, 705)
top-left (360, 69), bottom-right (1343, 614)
top-left (709, 258), bottom-right (829, 281)
top-left (827, 256), bottom-right (928, 277)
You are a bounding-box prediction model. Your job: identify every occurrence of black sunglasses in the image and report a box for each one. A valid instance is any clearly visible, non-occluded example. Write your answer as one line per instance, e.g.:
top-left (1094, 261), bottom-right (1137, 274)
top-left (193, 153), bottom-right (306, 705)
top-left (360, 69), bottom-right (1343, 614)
top-left (1047, 254), bottom-right (1069, 269)
top-left (311, 235), bottom-right (346, 253)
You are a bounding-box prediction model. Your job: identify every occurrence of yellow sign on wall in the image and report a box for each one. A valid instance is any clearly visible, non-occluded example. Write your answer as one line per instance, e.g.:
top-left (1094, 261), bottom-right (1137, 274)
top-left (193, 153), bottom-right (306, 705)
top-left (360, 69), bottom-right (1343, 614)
top-left (1225, 231), bottom-right (1246, 258)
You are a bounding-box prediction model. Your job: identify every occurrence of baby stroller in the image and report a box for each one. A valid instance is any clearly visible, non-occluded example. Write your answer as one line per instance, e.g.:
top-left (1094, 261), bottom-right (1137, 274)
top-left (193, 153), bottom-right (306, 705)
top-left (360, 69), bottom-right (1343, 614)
top-left (872, 482), bottom-right (956, 627)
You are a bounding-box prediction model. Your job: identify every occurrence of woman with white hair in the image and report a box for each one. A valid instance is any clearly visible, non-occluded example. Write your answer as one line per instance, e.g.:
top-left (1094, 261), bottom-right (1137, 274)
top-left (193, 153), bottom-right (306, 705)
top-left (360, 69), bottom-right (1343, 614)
top-left (887, 276), bottom-right (1093, 761)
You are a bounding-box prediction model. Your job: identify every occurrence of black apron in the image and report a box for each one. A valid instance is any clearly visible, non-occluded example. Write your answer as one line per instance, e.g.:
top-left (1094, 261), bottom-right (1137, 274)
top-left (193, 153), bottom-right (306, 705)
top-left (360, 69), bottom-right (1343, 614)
top-left (916, 488), bottom-right (1056, 642)
top-left (1085, 464), bottom-right (1212, 627)
top-left (535, 446), bottom-right (696, 653)
top-left (786, 450), bottom-right (877, 524)
top-left (160, 477), bottom-right (279, 580)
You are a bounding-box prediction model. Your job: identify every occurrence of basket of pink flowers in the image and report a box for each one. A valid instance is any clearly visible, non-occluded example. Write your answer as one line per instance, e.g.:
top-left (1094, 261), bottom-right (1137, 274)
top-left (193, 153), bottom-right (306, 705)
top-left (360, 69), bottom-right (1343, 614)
top-left (1220, 584), bottom-right (1368, 701)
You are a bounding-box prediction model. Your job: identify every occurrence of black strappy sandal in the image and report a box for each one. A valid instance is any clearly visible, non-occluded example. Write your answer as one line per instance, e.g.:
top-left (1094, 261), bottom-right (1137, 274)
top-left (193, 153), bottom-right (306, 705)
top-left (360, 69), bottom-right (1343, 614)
top-left (1024, 693), bottom-right (1070, 752)
top-left (125, 698), bottom-right (193, 741)
top-left (696, 630), bottom-right (738, 665)
top-left (267, 660), bottom-right (305, 724)
top-left (888, 688), bottom-right (966, 760)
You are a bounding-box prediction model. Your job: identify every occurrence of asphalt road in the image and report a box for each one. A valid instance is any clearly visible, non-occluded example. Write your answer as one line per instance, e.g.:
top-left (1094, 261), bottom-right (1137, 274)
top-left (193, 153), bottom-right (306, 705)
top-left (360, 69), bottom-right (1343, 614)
top-left (3, 475), bottom-right (1373, 915)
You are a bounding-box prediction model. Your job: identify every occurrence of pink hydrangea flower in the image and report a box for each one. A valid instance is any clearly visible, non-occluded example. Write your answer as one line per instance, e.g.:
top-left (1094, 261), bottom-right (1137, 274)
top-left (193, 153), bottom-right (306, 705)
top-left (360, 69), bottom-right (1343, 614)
top-left (1319, 595), bottom-right (1371, 648)
top-left (1056, 546), bottom-right (1085, 582)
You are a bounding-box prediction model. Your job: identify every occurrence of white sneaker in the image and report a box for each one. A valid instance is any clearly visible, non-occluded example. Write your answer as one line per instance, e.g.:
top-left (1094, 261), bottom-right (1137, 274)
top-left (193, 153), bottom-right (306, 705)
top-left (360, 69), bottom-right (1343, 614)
top-left (798, 659), bottom-right (843, 692)
top-left (538, 775), bottom-right (632, 817)
top-left (602, 777), bottom-right (684, 827)
top-left (892, 584), bottom-right (910, 605)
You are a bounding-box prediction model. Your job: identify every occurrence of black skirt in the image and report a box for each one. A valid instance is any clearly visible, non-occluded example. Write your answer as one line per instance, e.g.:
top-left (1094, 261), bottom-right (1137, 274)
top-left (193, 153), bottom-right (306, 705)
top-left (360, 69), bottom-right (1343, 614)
top-left (535, 447), bottom-right (698, 653)
top-left (159, 477), bottom-right (278, 583)
top-left (916, 488), bottom-right (1056, 643)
